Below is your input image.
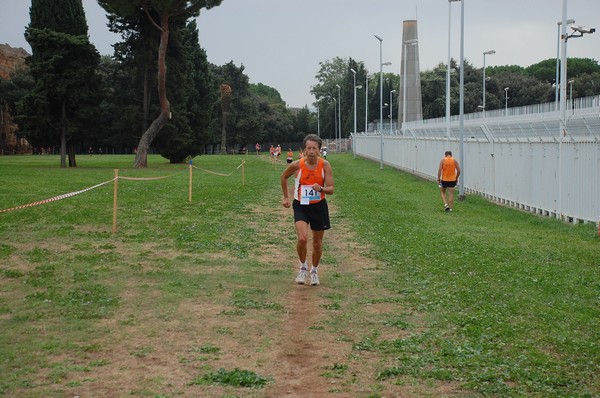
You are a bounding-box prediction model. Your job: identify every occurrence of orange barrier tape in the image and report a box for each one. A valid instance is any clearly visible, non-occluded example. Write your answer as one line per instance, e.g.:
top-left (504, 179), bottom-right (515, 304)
top-left (0, 178), bottom-right (116, 214)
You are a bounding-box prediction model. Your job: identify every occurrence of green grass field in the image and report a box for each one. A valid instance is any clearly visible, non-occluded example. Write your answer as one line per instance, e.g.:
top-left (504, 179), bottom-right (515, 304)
top-left (0, 153), bottom-right (598, 397)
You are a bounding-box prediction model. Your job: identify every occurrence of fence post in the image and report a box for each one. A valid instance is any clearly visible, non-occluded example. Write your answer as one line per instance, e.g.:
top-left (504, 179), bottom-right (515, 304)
top-left (112, 169), bottom-right (118, 233)
top-left (242, 160), bottom-right (245, 186)
top-left (189, 159), bottom-right (193, 203)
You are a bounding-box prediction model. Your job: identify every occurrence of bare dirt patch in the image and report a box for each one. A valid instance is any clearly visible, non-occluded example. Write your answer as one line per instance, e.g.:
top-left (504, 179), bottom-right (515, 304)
top-left (4, 178), bottom-right (460, 397)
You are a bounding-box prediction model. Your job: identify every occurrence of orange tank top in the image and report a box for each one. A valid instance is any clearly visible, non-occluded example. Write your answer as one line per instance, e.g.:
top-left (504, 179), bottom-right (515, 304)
top-left (441, 156), bottom-right (457, 182)
top-left (294, 157), bottom-right (325, 204)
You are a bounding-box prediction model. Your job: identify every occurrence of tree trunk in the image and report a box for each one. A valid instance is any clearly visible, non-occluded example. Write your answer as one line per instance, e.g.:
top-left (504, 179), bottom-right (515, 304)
top-left (219, 84), bottom-right (231, 155)
top-left (221, 111), bottom-right (227, 154)
top-left (134, 10), bottom-right (170, 168)
top-left (60, 100), bottom-right (67, 168)
top-left (68, 144), bottom-right (77, 167)
top-left (142, 49), bottom-right (150, 134)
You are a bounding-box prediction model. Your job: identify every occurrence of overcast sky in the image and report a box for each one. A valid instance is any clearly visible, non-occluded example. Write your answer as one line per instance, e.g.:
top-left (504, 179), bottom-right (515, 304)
top-left (1, 0), bottom-right (599, 108)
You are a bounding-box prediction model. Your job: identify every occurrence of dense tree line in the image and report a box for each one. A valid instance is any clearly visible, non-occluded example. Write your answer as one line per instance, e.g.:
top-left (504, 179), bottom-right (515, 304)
top-left (1, 0), bottom-right (599, 166)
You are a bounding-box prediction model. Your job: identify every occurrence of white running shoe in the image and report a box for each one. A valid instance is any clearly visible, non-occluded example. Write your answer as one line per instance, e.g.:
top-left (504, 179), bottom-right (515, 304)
top-left (295, 268), bottom-right (308, 284)
top-left (310, 271), bottom-right (320, 286)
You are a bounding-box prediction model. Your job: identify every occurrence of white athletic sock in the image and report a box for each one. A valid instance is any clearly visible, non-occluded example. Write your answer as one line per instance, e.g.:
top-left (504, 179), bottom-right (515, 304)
top-left (310, 266), bottom-right (318, 274)
top-left (300, 262), bottom-right (307, 270)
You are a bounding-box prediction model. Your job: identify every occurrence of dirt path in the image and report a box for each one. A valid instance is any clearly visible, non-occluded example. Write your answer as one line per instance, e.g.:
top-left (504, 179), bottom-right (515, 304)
top-left (261, 188), bottom-right (379, 397)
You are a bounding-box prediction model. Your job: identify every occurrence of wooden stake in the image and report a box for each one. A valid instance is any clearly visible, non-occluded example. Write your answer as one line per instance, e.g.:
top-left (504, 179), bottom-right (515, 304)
top-left (112, 169), bottom-right (118, 233)
top-left (189, 160), bottom-right (193, 203)
top-left (242, 160), bottom-right (245, 186)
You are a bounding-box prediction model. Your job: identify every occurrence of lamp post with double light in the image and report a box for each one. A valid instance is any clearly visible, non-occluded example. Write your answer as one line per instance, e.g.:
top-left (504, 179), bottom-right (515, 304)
top-left (558, 0), bottom-right (595, 218)
top-left (482, 50), bottom-right (495, 118)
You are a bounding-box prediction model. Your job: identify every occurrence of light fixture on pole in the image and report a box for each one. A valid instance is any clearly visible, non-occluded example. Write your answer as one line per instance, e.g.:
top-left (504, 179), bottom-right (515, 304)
top-left (558, 0), bottom-right (595, 218)
top-left (375, 34), bottom-right (384, 169)
top-left (389, 89), bottom-right (396, 134)
top-left (504, 87), bottom-right (509, 115)
top-left (335, 84), bottom-right (341, 153)
top-left (482, 49), bottom-right (495, 119)
top-left (555, 18), bottom-right (575, 111)
top-left (447, 0), bottom-right (461, 140)
top-left (402, 39), bottom-right (418, 126)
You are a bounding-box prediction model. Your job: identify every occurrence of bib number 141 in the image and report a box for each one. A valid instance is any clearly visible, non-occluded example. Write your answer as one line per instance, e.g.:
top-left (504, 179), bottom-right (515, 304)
top-left (300, 185), bottom-right (321, 205)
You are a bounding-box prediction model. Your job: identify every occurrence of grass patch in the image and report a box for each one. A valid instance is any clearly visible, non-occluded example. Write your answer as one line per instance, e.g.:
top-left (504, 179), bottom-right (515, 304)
top-left (0, 153), bottom-right (598, 397)
top-left (191, 368), bottom-right (271, 388)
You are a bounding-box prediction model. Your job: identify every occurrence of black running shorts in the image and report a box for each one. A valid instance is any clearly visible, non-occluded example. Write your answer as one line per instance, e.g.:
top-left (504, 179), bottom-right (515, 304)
top-left (292, 199), bottom-right (331, 231)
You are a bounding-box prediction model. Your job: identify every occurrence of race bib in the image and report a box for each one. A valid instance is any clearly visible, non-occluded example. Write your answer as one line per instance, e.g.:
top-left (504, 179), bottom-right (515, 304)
top-left (300, 185), bottom-right (321, 205)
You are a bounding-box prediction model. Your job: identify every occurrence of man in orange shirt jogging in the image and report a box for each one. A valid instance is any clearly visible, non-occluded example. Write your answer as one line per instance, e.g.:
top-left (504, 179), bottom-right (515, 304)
top-left (437, 150), bottom-right (461, 212)
top-left (281, 134), bottom-right (334, 286)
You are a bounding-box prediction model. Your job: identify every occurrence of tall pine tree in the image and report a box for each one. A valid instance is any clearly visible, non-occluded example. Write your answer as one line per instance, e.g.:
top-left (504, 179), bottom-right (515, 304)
top-left (19, 0), bottom-right (101, 167)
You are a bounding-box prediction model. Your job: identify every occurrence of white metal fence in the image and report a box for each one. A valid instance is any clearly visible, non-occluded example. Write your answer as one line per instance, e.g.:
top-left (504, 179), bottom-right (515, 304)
top-left (352, 96), bottom-right (600, 224)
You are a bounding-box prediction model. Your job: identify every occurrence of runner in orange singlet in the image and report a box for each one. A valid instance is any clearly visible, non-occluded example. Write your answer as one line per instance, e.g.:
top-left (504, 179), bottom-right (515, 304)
top-left (281, 134), bottom-right (334, 286)
top-left (437, 150), bottom-right (461, 212)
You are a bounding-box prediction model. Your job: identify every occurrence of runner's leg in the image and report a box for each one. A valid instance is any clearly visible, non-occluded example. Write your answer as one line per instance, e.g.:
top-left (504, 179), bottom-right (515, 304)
top-left (311, 230), bottom-right (324, 267)
top-left (295, 220), bottom-right (309, 264)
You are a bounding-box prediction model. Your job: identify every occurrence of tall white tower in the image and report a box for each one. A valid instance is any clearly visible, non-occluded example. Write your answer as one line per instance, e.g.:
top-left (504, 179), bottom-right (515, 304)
top-left (399, 20), bottom-right (423, 127)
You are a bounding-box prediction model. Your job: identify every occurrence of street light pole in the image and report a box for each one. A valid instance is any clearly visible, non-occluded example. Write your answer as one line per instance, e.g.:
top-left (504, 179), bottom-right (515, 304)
top-left (336, 84), bottom-right (341, 153)
top-left (316, 103), bottom-right (320, 136)
top-left (403, 39), bottom-right (418, 126)
top-left (365, 76), bottom-right (368, 133)
top-left (559, 0), bottom-right (568, 219)
top-left (351, 68), bottom-right (357, 138)
top-left (458, 0), bottom-right (465, 199)
top-left (333, 98), bottom-right (337, 141)
top-left (389, 90), bottom-right (396, 134)
top-left (558, 0), bottom-right (595, 218)
top-left (568, 79), bottom-right (574, 114)
top-left (447, 0), bottom-right (460, 141)
top-left (375, 34), bottom-right (384, 169)
top-left (482, 49), bottom-right (495, 119)
top-left (504, 87), bottom-right (509, 115)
